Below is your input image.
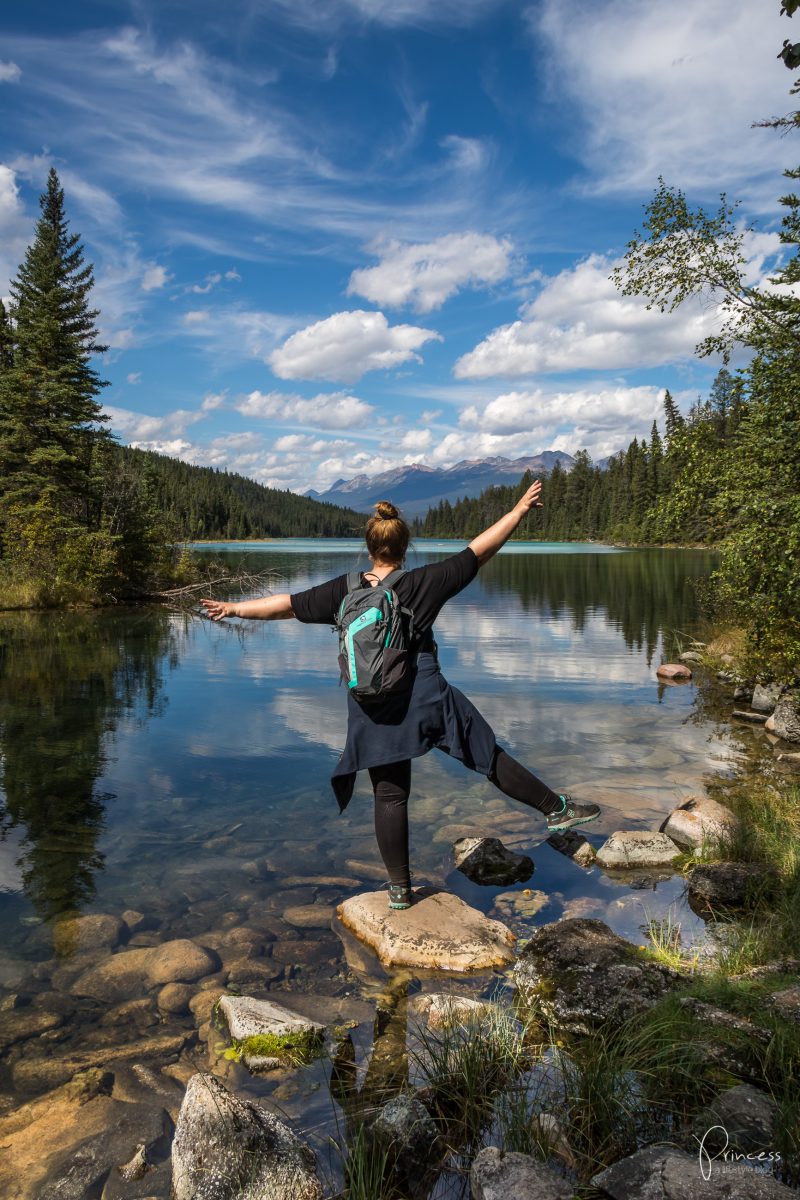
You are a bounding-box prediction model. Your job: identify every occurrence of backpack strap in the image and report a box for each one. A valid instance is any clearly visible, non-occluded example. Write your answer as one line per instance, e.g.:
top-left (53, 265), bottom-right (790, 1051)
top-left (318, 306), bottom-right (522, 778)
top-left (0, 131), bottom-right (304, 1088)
top-left (380, 568), bottom-right (406, 591)
top-left (346, 571), bottom-right (362, 591)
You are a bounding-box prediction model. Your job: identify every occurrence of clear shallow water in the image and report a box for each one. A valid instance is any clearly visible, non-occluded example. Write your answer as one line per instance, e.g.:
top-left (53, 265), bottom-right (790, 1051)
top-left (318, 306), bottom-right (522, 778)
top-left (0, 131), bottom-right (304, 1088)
top-left (0, 541), bottom-right (752, 1184)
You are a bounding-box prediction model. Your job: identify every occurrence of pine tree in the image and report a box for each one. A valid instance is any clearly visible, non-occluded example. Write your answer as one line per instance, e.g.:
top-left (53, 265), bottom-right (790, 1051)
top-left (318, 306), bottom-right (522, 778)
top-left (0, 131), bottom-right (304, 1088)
top-left (0, 168), bottom-right (108, 530)
top-left (662, 389), bottom-right (684, 445)
top-left (0, 299), bottom-right (13, 372)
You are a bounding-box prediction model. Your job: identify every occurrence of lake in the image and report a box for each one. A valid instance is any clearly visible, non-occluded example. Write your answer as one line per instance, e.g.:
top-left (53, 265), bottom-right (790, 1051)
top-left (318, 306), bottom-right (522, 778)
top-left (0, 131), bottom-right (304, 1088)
top-left (0, 540), bottom-right (752, 1187)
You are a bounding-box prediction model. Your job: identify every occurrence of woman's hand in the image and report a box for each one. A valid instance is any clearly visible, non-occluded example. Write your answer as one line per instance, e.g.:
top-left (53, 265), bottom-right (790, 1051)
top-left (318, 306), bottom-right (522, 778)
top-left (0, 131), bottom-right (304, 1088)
top-left (513, 479), bottom-right (544, 516)
top-left (200, 599), bottom-right (238, 621)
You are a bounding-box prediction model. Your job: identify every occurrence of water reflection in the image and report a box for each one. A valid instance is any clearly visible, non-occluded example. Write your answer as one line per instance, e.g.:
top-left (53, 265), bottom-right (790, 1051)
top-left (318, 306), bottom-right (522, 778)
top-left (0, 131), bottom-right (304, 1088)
top-left (0, 610), bottom-right (177, 920)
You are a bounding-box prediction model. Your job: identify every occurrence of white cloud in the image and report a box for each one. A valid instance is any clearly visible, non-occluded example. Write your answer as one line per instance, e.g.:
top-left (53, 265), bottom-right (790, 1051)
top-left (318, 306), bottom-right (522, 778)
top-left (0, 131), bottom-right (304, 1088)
top-left (348, 233), bottom-right (512, 313)
top-left (224, 269), bottom-right (241, 281)
top-left (126, 372), bottom-right (141, 384)
top-left (421, 408), bottom-right (442, 423)
top-left (180, 306), bottom-right (298, 362)
top-left (237, 389), bottom-right (374, 430)
top-left (191, 271), bottom-right (221, 294)
top-left (267, 0), bottom-right (504, 31)
top-left (107, 327), bottom-right (137, 350)
top-left (440, 135), bottom-right (489, 172)
top-left (454, 253), bottom-right (722, 378)
top-left (104, 404), bottom-right (207, 441)
top-left (201, 391), bottom-right (226, 411)
top-left (0, 62), bottom-right (21, 83)
top-left (0, 165), bottom-right (32, 293)
top-left (142, 264), bottom-right (171, 291)
top-left (533, 0), bottom-right (789, 202)
top-left (269, 310), bottom-right (441, 383)
top-left (399, 428), bottom-right (434, 452)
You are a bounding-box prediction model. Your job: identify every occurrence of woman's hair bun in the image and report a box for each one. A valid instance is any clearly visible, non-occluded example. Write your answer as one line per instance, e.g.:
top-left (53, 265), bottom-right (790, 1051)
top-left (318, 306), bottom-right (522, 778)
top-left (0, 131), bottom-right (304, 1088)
top-left (374, 500), bottom-right (399, 521)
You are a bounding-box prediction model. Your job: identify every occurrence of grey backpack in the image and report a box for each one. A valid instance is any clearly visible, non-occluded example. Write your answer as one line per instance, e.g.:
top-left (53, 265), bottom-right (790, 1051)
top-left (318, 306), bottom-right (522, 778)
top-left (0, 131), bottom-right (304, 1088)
top-left (335, 570), bottom-right (415, 702)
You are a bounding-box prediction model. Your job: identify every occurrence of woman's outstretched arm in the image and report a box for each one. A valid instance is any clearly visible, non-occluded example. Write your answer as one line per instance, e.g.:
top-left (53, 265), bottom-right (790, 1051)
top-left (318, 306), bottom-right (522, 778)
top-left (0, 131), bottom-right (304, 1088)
top-left (468, 479), bottom-right (543, 567)
top-left (200, 594), bottom-right (296, 621)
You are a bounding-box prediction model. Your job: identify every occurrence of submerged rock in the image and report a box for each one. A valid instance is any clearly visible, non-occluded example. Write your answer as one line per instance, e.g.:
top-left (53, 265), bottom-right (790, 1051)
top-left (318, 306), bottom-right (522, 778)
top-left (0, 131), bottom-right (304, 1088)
top-left (146, 939), bottom-right (220, 985)
top-left (592, 1144), bottom-right (793, 1199)
top-left (70, 948), bottom-right (155, 1002)
top-left (470, 1147), bottom-right (573, 1200)
top-left (336, 888), bottom-right (515, 972)
top-left (171, 1072), bottom-right (322, 1200)
top-left (407, 992), bottom-right (493, 1028)
top-left (595, 830), bottom-right (681, 870)
top-left (452, 836), bottom-right (534, 885)
top-left (514, 918), bottom-right (676, 1033)
top-left (52, 914), bottom-right (125, 957)
top-left (660, 796), bottom-right (738, 850)
top-left (373, 1092), bottom-right (439, 1192)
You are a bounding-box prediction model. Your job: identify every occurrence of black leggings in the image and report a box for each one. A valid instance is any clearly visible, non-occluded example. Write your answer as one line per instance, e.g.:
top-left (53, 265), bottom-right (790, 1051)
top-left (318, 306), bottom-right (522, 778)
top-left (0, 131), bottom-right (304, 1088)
top-left (369, 748), bottom-right (562, 888)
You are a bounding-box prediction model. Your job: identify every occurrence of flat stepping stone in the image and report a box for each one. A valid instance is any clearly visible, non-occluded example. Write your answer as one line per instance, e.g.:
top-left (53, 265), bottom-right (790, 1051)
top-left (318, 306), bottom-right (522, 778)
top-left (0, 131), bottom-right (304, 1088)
top-left (218, 995), bottom-right (324, 1042)
top-left (336, 888), bottom-right (515, 971)
top-left (596, 831), bottom-right (681, 869)
top-left (656, 663), bottom-right (692, 681)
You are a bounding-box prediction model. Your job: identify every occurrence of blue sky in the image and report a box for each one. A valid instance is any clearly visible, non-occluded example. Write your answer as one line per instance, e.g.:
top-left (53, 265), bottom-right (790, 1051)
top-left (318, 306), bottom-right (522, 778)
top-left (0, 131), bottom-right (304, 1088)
top-left (0, 1), bottom-right (792, 492)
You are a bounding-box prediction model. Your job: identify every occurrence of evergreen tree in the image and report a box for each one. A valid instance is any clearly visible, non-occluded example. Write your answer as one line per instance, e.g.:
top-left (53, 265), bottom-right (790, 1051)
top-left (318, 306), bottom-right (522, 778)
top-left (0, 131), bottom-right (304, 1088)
top-left (663, 389), bottom-right (684, 444)
top-left (0, 168), bottom-right (108, 531)
top-left (0, 299), bottom-right (13, 372)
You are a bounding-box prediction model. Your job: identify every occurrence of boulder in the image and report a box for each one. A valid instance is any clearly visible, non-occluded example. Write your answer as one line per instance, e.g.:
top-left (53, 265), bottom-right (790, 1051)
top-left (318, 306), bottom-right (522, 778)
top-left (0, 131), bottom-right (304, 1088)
top-left (513, 918), bottom-right (677, 1034)
top-left (660, 796), bottom-right (738, 850)
top-left (336, 888), bottom-right (515, 972)
top-left (452, 836), bottom-right (534, 886)
top-left (470, 1147), bottom-right (573, 1200)
top-left (146, 940), bottom-right (219, 986)
top-left (769, 984), bottom-right (800, 1024)
top-left (407, 993), bottom-right (493, 1029)
top-left (692, 1083), bottom-right (778, 1156)
top-left (595, 831), bottom-right (681, 870)
top-left (171, 1073), bottom-right (322, 1200)
top-left (591, 1144), bottom-right (792, 1199)
top-left (771, 694), bottom-right (800, 743)
top-left (53, 914), bottom-right (125, 957)
top-left (687, 861), bottom-right (776, 911)
top-left (156, 983), bottom-right (193, 1015)
top-left (656, 663), bottom-right (692, 681)
top-left (372, 1092), bottom-right (439, 1191)
top-left (752, 683), bottom-right (783, 713)
top-left (218, 995), bottom-right (324, 1043)
top-left (679, 650), bottom-right (704, 664)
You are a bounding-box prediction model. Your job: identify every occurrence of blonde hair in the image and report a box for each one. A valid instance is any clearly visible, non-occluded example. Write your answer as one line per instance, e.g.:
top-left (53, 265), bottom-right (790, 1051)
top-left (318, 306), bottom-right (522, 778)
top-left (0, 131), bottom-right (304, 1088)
top-left (365, 500), bottom-right (410, 564)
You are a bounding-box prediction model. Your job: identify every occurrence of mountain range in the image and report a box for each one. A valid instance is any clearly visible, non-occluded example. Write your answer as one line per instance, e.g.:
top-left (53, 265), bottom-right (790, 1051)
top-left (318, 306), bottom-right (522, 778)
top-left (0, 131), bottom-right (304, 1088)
top-left (306, 452), bottom-right (575, 517)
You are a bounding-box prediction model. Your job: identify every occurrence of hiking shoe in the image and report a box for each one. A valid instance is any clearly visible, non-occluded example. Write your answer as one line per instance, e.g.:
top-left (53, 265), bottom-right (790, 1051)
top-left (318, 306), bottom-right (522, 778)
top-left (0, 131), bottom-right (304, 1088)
top-left (545, 795), bottom-right (601, 834)
top-left (387, 884), bottom-right (413, 910)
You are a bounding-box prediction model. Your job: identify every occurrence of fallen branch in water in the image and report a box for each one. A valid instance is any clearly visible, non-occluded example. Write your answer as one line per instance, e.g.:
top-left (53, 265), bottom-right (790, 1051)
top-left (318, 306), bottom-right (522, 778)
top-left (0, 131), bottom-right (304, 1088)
top-left (131, 565), bottom-right (285, 612)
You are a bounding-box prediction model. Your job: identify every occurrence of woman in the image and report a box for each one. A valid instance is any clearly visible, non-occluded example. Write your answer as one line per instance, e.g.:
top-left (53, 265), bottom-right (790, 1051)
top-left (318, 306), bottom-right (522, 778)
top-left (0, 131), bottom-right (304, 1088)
top-left (201, 481), bottom-right (600, 910)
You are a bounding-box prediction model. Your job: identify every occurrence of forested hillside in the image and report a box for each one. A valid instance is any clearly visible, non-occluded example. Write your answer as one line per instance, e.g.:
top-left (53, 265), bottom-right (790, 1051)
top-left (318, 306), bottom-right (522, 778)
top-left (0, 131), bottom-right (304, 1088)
top-left (117, 445), bottom-right (365, 540)
top-left (415, 374), bottom-right (739, 546)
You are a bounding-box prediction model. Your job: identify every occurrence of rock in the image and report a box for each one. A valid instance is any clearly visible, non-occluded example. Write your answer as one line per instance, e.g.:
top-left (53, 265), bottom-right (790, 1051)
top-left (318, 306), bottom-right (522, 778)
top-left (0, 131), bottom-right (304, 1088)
top-left (491, 889), bottom-right (550, 921)
top-left (660, 796), bottom-right (738, 850)
top-left (514, 918), bottom-right (676, 1033)
top-left (157, 983), bottom-right (193, 1014)
top-left (470, 1146), bottom-right (573, 1200)
top-left (771, 694), bottom-right (800, 743)
top-left (0, 1008), bottom-right (63, 1053)
top-left (218, 994), bottom-right (325, 1042)
top-left (732, 709), bottom-right (768, 724)
top-left (171, 1073), bottom-right (322, 1200)
top-left (656, 663), bottom-right (692, 681)
top-left (679, 650), bottom-right (704, 664)
top-left (242, 1054), bottom-right (284, 1073)
top-left (452, 836), bottom-right (534, 885)
top-left (225, 959), bottom-right (284, 986)
top-left (687, 861), bottom-right (776, 911)
top-left (101, 999), bottom-right (158, 1029)
top-left (12, 1031), bottom-right (189, 1092)
top-left (53, 914), bottom-right (125, 957)
top-left (146, 939), bottom-right (219, 986)
top-left (282, 904), bottom-right (335, 929)
top-left (408, 993), bottom-right (493, 1028)
top-left (121, 910), bottom-right (152, 934)
top-left (373, 1093), bottom-right (439, 1190)
top-left (70, 948), bottom-right (156, 1002)
top-left (592, 1144), bottom-right (793, 1199)
top-left (189, 988), bottom-right (226, 1024)
top-left (596, 831), bottom-right (681, 869)
top-left (432, 822), bottom-right (496, 845)
top-left (547, 830), bottom-right (595, 866)
top-left (752, 683), bottom-right (783, 713)
top-left (777, 750), bottom-right (800, 763)
top-left (344, 857), bottom-right (387, 880)
top-left (734, 684), bottom-right (754, 703)
top-left (769, 984), bottom-right (800, 1024)
top-left (336, 888), bottom-right (515, 971)
top-left (692, 1083), bottom-right (778, 1156)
